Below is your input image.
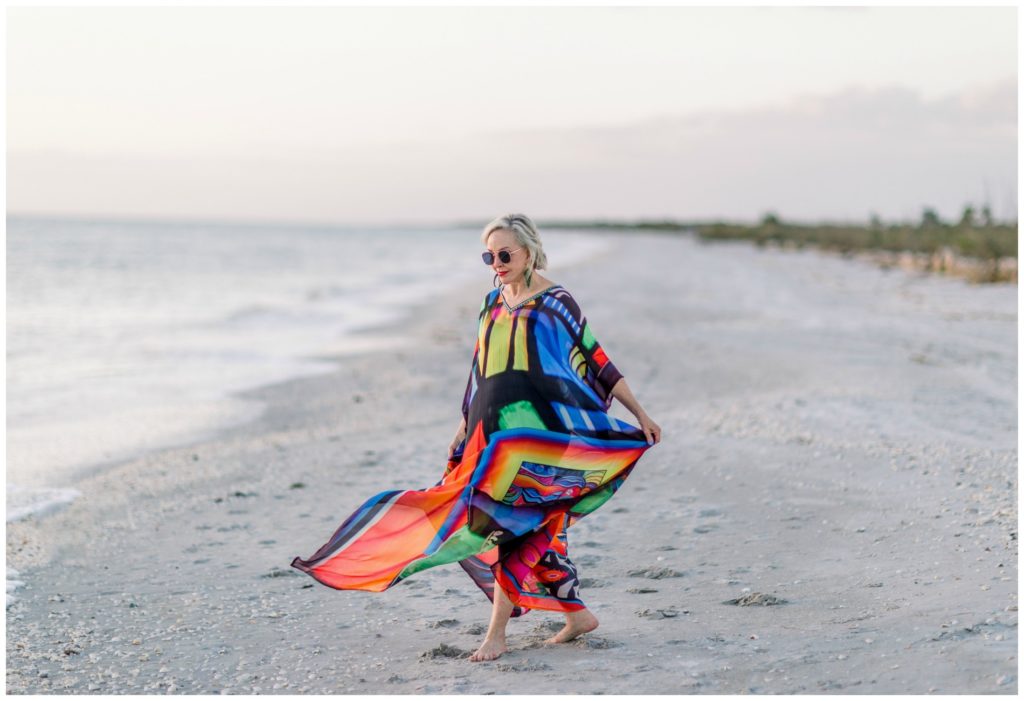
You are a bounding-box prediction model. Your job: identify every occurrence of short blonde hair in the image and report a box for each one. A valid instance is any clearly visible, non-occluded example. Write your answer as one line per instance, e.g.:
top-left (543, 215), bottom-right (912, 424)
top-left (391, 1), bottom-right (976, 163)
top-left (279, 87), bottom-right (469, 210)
top-left (480, 213), bottom-right (548, 272)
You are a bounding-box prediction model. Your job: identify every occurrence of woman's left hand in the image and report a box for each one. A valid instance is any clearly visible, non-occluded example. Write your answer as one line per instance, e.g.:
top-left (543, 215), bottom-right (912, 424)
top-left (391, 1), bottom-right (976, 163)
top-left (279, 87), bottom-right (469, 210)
top-left (636, 412), bottom-right (661, 446)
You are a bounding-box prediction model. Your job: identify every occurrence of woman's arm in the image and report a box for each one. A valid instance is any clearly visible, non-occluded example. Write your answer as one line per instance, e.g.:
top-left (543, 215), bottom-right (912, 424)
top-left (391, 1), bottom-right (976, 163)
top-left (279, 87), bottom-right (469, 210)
top-left (610, 378), bottom-right (661, 446)
top-left (547, 288), bottom-right (661, 445)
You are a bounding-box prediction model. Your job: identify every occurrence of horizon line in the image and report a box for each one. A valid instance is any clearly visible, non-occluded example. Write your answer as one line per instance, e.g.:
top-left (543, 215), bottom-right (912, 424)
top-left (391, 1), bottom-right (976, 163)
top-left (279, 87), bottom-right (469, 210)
top-left (7, 210), bottom-right (1015, 231)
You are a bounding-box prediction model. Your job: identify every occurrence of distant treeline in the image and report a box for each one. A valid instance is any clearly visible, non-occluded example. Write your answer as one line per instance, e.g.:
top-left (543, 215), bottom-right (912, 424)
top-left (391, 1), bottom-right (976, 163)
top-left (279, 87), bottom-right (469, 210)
top-left (537, 205), bottom-right (1017, 283)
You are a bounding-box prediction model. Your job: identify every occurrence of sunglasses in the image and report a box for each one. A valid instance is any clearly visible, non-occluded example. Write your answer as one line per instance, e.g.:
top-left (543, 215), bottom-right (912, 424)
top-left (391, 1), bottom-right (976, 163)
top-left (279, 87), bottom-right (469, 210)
top-left (481, 247), bottom-right (523, 265)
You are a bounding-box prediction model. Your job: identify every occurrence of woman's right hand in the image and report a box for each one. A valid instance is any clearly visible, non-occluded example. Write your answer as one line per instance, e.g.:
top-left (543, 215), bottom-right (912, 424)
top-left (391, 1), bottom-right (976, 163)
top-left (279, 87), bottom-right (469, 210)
top-left (447, 420), bottom-right (467, 460)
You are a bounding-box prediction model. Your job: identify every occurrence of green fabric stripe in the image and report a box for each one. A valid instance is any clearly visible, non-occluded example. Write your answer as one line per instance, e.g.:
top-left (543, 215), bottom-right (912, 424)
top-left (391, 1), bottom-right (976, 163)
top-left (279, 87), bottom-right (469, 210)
top-left (498, 400), bottom-right (546, 430)
top-left (396, 526), bottom-right (488, 579)
top-left (571, 484), bottom-right (617, 515)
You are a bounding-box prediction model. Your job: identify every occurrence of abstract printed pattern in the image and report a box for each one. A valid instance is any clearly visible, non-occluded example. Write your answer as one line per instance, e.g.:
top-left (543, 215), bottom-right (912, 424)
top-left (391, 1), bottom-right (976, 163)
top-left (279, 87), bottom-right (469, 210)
top-left (292, 284), bottom-right (654, 615)
top-left (501, 461), bottom-right (606, 507)
top-left (537, 550), bottom-right (581, 602)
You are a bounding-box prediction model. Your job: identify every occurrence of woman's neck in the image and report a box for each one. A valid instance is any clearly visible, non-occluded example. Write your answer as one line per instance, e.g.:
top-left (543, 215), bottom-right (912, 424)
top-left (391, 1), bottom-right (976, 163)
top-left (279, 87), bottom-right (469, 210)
top-left (502, 275), bottom-right (551, 300)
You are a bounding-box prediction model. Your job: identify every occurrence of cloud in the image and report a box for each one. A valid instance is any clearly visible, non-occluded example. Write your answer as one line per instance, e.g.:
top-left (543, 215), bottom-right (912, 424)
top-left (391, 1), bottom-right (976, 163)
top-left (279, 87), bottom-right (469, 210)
top-left (8, 78), bottom-right (1017, 224)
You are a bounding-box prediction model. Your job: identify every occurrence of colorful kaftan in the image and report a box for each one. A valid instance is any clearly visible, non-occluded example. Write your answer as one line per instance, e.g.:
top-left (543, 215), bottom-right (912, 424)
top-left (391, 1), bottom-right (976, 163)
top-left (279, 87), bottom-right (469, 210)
top-left (291, 283), bottom-right (654, 615)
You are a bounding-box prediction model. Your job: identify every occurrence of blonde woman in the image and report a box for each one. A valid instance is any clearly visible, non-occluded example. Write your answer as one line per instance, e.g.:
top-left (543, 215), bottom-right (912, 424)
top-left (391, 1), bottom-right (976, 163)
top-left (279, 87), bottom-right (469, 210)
top-left (293, 213), bottom-right (661, 662)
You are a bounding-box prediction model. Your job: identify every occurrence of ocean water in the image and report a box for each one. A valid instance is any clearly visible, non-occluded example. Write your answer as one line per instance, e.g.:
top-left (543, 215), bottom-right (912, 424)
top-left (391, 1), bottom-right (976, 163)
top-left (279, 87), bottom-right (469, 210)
top-left (6, 216), bottom-right (613, 519)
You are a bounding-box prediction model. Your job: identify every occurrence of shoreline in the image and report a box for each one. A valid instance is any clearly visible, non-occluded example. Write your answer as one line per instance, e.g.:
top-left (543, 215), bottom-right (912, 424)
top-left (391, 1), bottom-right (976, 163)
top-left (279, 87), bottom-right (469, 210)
top-left (6, 230), bottom-right (1016, 694)
top-left (4, 235), bottom-right (620, 556)
top-left (6, 225), bottom-right (620, 505)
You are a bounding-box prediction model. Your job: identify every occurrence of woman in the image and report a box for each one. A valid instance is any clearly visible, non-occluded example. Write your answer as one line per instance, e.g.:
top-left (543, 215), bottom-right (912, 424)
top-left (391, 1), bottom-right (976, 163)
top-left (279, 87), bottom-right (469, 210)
top-left (292, 214), bottom-right (661, 663)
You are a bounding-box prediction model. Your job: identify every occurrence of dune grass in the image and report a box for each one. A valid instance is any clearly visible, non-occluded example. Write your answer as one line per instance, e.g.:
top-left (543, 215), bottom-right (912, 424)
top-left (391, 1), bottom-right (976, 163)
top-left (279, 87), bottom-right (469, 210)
top-left (539, 210), bottom-right (1017, 284)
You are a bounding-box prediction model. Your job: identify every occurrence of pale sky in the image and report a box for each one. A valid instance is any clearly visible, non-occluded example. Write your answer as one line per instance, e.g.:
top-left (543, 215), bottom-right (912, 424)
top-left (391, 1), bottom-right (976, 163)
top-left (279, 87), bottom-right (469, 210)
top-left (7, 5), bottom-right (1018, 225)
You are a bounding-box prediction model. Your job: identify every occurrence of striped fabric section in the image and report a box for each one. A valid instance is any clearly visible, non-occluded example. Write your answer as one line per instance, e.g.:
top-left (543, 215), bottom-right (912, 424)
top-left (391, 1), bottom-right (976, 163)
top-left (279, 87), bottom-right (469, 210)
top-left (541, 294), bottom-right (582, 336)
top-left (293, 283), bottom-right (654, 615)
top-left (552, 400), bottom-right (635, 434)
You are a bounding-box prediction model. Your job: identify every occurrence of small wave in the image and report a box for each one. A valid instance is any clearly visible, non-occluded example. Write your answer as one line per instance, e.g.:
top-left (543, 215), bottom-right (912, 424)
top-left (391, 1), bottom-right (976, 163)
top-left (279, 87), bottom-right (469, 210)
top-left (304, 284), bottom-right (351, 301)
top-left (6, 483), bottom-right (81, 523)
top-left (7, 568), bottom-right (24, 609)
top-left (221, 304), bottom-right (336, 329)
top-left (222, 304), bottom-right (280, 324)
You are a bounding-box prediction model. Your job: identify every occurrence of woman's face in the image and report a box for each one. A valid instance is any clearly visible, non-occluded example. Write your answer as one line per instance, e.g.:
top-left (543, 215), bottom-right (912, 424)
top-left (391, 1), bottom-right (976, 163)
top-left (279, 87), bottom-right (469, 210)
top-left (486, 229), bottom-right (530, 285)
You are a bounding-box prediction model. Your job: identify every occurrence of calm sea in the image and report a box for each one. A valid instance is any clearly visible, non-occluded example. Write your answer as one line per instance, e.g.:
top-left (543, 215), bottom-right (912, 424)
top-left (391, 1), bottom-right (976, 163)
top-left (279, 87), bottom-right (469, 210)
top-left (6, 216), bottom-right (612, 519)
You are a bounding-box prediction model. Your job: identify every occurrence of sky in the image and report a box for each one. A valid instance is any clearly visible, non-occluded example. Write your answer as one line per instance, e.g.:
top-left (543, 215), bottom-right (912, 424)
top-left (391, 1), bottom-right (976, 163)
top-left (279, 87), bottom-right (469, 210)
top-left (6, 5), bottom-right (1018, 226)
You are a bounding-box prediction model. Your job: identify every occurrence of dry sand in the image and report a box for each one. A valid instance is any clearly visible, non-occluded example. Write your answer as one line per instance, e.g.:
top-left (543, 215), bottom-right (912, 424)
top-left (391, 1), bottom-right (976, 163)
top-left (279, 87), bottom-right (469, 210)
top-left (6, 231), bottom-right (1017, 694)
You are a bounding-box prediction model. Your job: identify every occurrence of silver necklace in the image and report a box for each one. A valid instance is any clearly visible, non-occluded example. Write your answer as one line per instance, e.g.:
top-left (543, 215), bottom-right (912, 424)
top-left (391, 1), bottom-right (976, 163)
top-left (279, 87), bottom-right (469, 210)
top-left (500, 283), bottom-right (558, 311)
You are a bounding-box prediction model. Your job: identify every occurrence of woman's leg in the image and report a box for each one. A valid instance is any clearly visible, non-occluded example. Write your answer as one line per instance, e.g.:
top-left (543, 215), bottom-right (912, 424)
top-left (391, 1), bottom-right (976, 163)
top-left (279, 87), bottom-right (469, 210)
top-left (537, 520), bottom-right (600, 644)
top-left (541, 549), bottom-right (599, 644)
top-left (469, 582), bottom-right (514, 661)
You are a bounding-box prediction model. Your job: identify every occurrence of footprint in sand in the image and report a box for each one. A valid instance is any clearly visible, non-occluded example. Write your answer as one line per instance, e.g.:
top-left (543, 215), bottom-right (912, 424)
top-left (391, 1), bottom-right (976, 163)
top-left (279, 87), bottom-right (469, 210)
top-left (570, 636), bottom-right (623, 649)
top-left (495, 660), bottom-right (551, 672)
top-left (628, 566), bottom-right (682, 579)
top-left (723, 592), bottom-right (787, 606)
top-left (540, 620), bottom-right (565, 632)
top-left (261, 567), bottom-right (300, 579)
top-left (425, 618), bottom-right (460, 629)
top-left (419, 643), bottom-right (470, 659)
top-left (637, 607), bottom-right (689, 619)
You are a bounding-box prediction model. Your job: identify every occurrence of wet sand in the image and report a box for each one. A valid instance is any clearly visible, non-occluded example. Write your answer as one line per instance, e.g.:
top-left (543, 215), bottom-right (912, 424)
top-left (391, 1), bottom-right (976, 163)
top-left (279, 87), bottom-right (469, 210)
top-left (6, 231), bottom-right (1017, 694)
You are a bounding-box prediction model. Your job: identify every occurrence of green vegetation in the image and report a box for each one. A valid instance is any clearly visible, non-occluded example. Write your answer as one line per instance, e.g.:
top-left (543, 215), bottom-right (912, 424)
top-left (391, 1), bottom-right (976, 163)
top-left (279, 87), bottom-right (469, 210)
top-left (538, 205), bottom-right (1017, 283)
top-left (694, 207), bottom-right (1016, 260)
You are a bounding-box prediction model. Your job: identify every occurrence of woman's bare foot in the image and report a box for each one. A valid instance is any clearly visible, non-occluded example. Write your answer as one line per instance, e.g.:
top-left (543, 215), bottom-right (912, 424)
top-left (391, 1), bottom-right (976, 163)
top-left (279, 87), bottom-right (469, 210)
top-left (470, 583), bottom-right (514, 661)
top-left (544, 608), bottom-right (599, 644)
top-left (469, 636), bottom-right (508, 662)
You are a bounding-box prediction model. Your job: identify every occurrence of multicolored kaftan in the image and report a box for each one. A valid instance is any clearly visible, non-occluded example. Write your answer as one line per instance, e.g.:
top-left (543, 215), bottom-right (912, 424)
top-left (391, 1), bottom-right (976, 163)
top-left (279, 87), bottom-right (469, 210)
top-left (291, 284), bottom-right (654, 615)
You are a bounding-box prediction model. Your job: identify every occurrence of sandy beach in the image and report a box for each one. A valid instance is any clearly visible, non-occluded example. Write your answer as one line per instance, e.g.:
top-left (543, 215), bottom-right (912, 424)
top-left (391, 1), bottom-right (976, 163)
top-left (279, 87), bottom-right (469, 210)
top-left (6, 230), bottom-right (1017, 694)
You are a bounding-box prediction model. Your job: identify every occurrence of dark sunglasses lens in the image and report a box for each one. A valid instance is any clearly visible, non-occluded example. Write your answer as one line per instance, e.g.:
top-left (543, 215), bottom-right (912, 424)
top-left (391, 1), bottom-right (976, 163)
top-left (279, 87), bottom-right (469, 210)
top-left (482, 251), bottom-right (513, 265)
